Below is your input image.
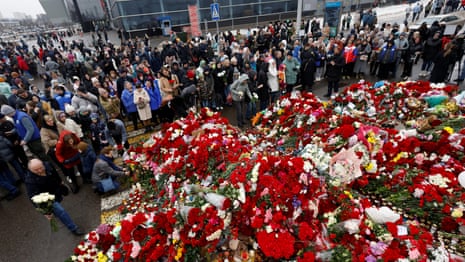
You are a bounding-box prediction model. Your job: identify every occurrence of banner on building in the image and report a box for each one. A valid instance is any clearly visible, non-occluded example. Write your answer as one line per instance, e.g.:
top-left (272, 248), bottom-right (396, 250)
top-left (324, 1), bottom-right (342, 37)
top-left (188, 5), bottom-right (202, 37)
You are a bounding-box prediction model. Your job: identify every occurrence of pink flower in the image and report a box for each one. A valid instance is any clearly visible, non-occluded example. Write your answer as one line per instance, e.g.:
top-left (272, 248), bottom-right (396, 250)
top-left (330, 147), bottom-right (362, 184)
top-left (130, 241), bottom-right (141, 258)
top-left (409, 248), bottom-right (421, 260)
top-left (414, 153), bottom-right (424, 165)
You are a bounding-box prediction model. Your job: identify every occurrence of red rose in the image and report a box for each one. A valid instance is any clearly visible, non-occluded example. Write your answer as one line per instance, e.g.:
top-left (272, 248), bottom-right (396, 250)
top-left (132, 226), bottom-right (148, 242)
top-left (440, 216), bottom-right (459, 232)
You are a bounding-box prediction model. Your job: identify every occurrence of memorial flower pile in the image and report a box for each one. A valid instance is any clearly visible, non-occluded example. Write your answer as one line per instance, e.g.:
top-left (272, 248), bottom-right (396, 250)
top-left (71, 81), bottom-right (465, 261)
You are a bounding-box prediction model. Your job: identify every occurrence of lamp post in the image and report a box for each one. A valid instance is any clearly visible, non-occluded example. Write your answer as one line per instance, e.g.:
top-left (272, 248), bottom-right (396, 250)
top-left (296, 0), bottom-right (302, 39)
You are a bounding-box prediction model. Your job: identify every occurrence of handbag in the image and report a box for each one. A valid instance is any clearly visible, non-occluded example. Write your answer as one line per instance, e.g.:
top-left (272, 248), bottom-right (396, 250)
top-left (226, 93), bottom-right (233, 104)
top-left (100, 177), bottom-right (117, 192)
top-left (360, 55), bottom-right (368, 61)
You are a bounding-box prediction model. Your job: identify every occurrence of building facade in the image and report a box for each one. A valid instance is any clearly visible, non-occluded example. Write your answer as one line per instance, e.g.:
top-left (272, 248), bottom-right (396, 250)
top-left (107, 0), bottom-right (300, 33)
top-left (38, 0), bottom-right (72, 25)
top-left (107, 0), bottom-right (380, 34)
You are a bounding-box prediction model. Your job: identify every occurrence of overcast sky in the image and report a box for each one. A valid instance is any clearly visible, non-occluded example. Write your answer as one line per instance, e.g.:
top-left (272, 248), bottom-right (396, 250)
top-left (0, 0), bottom-right (45, 18)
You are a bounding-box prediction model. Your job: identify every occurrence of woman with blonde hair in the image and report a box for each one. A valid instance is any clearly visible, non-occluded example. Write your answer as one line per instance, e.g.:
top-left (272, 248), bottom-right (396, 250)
top-left (99, 87), bottom-right (120, 119)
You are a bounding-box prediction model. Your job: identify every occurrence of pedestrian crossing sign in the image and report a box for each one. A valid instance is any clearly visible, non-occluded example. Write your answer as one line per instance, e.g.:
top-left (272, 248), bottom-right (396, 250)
top-left (211, 3), bottom-right (220, 21)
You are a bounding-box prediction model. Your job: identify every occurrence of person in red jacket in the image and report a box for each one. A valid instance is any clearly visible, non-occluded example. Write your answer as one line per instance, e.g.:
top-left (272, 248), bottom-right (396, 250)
top-left (16, 55), bottom-right (33, 81)
top-left (55, 130), bottom-right (83, 193)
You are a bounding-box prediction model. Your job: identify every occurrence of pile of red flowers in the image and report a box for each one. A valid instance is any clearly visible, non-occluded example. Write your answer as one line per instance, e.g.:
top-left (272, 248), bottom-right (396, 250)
top-left (70, 81), bottom-right (465, 261)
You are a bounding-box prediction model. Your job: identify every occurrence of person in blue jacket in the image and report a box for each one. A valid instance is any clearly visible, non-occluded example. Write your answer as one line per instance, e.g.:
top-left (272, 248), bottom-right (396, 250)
top-left (53, 85), bottom-right (73, 111)
top-left (145, 79), bottom-right (162, 125)
top-left (121, 80), bottom-right (139, 130)
top-left (377, 40), bottom-right (397, 79)
top-left (1, 104), bottom-right (48, 161)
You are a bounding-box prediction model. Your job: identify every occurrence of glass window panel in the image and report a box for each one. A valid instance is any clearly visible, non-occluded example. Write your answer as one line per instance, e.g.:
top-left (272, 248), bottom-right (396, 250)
top-left (123, 15), bottom-right (155, 30)
top-left (217, 0), bottom-right (231, 6)
top-left (259, 1), bottom-right (291, 14)
top-left (219, 6), bottom-right (231, 19)
top-left (163, 0), bottom-right (197, 12)
top-left (232, 4), bottom-right (255, 18)
top-left (199, 0), bottom-right (213, 8)
top-left (165, 11), bottom-right (190, 25)
top-left (117, 0), bottom-right (161, 16)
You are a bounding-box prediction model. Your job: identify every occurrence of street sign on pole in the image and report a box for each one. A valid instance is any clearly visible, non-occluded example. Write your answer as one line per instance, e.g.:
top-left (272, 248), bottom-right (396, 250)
top-left (211, 3), bottom-right (220, 21)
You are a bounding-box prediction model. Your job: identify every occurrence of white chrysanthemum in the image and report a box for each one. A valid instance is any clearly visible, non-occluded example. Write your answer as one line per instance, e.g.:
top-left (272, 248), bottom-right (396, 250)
top-left (205, 229), bottom-right (222, 241)
top-left (251, 163), bottom-right (260, 183)
top-left (413, 188), bottom-right (424, 198)
top-left (428, 174), bottom-right (450, 188)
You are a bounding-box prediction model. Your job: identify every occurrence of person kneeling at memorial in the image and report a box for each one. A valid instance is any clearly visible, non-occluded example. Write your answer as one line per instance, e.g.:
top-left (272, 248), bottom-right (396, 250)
top-left (92, 146), bottom-right (130, 194)
top-left (25, 158), bottom-right (84, 235)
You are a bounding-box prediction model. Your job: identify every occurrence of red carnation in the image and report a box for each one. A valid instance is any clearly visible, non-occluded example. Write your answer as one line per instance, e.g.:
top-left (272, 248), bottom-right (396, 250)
top-left (256, 230), bottom-right (295, 259)
top-left (298, 222), bottom-right (315, 241)
top-left (298, 251), bottom-right (316, 262)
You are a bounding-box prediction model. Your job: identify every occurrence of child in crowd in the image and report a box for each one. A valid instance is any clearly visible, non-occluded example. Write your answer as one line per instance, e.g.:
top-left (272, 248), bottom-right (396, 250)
top-left (77, 142), bottom-right (96, 184)
top-left (89, 113), bottom-right (109, 153)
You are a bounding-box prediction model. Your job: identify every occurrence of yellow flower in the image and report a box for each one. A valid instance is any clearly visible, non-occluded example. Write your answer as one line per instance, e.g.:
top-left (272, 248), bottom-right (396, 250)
top-left (277, 109), bottom-right (284, 115)
top-left (97, 252), bottom-right (108, 262)
top-left (343, 190), bottom-right (353, 199)
top-left (175, 245), bottom-right (184, 261)
top-left (393, 152), bottom-right (407, 163)
top-left (367, 135), bottom-right (376, 144)
top-left (365, 162), bottom-right (374, 172)
top-left (451, 208), bottom-right (463, 218)
top-left (443, 126), bottom-right (454, 134)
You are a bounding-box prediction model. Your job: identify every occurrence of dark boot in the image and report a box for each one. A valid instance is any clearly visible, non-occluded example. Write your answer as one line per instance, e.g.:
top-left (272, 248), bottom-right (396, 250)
top-left (70, 176), bottom-right (80, 194)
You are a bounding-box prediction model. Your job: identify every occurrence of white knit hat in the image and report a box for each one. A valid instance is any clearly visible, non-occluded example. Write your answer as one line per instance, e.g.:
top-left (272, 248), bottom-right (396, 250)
top-left (1, 105), bottom-right (15, 116)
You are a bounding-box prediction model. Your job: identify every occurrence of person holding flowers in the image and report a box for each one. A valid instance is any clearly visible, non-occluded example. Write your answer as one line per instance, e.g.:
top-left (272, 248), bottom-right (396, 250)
top-left (25, 158), bottom-right (84, 235)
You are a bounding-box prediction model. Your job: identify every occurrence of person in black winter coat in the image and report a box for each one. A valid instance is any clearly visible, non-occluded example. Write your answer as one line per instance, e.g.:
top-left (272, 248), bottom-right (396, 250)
top-left (300, 43), bottom-right (317, 92)
top-left (420, 31), bottom-right (442, 76)
top-left (401, 35), bottom-right (424, 80)
top-left (0, 113), bottom-right (29, 169)
top-left (0, 130), bottom-right (26, 180)
top-left (429, 42), bottom-right (457, 83)
top-left (256, 63), bottom-right (270, 111)
top-left (25, 158), bottom-right (84, 235)
top-left (324, 45), bottom-right (345, 97)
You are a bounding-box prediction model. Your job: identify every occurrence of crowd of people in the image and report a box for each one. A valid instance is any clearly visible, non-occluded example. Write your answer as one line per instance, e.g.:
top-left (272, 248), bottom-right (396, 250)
top-left (0, 0), bottom-right (465, 235)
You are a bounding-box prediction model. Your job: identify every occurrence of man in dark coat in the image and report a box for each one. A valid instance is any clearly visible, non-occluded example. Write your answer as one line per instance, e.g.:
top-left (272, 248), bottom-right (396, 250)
top-left (25, 158), bottom-right (84, 235)
top-left (300, 43), bottom-right (317, 92)
top-left (324, 45), bottom-right (345, 98)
